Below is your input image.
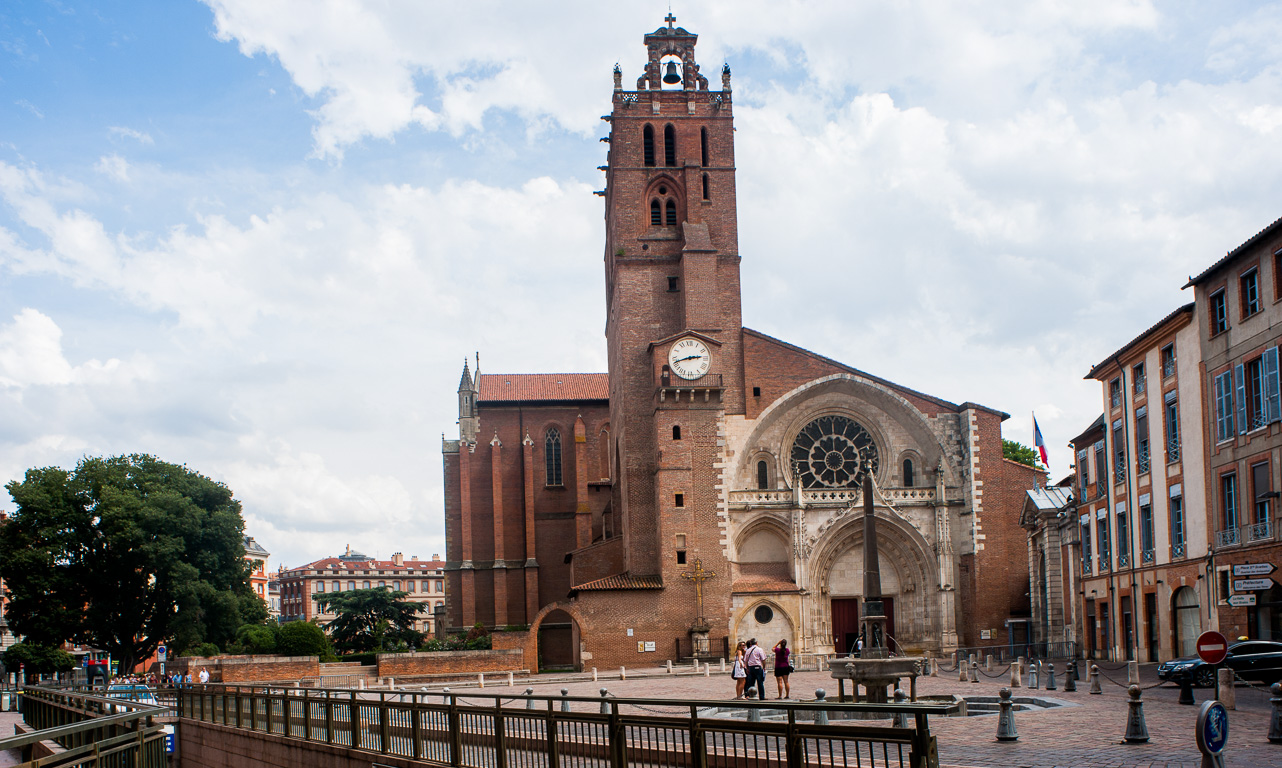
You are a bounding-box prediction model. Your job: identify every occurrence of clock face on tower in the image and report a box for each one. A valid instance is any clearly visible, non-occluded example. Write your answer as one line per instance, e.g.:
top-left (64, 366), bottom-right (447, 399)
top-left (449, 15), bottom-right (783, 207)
top-left (668, 337), bottom-right (711, 380)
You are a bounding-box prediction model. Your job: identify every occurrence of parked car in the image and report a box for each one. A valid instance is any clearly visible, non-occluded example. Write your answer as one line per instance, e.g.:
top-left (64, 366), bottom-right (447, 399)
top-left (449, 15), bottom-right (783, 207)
top-left (1157, 640), bottom-right (1282, 687)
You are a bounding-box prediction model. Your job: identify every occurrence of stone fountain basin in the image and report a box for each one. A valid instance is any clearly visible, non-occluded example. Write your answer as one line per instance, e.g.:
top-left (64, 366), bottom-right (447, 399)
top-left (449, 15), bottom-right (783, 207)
top-left (830, 657), bottom-right (924, 680)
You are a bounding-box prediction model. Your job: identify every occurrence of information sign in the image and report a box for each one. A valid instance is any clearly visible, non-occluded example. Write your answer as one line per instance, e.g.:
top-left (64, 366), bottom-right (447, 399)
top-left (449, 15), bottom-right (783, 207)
top-left (1228, 594), bottom-right (1257, 607)
top-left (1195, 700), bottom-right (1228, 758)
top-left (1232, 563), bottom-right (1276, 576)
top-left (157, 645), bottom-right (167, 663)
top-left (1196, 631), bottom-right (1228, 665)
top-left (1234, 578), bottom-right (1276, 591)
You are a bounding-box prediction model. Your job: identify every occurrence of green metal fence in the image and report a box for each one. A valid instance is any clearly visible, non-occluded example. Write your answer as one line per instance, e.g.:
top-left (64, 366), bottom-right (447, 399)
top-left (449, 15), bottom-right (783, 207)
top-left (181, 684), bottom-right (953, 768)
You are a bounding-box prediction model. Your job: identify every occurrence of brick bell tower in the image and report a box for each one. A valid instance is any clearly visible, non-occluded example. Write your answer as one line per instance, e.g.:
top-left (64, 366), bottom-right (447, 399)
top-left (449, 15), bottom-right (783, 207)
top-left (597, 15), bottom-right (742, 648)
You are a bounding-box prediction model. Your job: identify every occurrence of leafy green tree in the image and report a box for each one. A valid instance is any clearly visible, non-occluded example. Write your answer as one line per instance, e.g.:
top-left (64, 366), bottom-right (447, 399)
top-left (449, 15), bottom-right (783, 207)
top-left (233, 624), bottom-right (278, 655)
top-left (277, 621), bottom-right (333, 659)
top-left (1003, 439), bottom-right (1042, 468)
top-left (2, 642), bottom-right (76, 675)
top-left (0, 454), bottom-right (264, 672)
top-left (314, 588), bottom-right (426, 653)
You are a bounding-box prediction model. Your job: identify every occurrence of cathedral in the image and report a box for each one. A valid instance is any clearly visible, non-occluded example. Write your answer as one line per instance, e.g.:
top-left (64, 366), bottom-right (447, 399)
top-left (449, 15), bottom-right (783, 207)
top-left (441, 17), bottom-right (1040, 670)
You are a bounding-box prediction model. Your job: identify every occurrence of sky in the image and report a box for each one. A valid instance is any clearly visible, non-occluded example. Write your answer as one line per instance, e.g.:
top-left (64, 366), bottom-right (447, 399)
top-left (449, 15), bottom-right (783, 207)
top-left (2, 1), bottom-right (1281, 572)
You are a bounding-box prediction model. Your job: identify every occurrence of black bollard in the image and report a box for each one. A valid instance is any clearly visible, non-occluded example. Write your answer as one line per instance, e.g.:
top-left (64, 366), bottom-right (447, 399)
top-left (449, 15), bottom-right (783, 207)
top-left (1124, 685), bottom-right (1150, 743)
top-left (995, 688), bottom-right (1018, 742)
top-left (1179, 678), bottom-right (1195, 706)
top-left (1269, 682), bottom-right (1281, 743)
top-left (1064, 661), bottom-right (1077, 692)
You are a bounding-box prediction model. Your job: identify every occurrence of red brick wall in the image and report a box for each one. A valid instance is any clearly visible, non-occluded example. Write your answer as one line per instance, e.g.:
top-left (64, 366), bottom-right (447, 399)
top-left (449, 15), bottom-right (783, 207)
top-left (182, 655), bottom-right (320, 683)
top-left (375, 649), bottom-right (524, 677)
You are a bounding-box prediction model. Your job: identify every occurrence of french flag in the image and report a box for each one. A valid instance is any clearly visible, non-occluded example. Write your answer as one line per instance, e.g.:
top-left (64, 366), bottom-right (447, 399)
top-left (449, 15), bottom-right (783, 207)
top-left (1033, 416), bottom-right (1048, 466)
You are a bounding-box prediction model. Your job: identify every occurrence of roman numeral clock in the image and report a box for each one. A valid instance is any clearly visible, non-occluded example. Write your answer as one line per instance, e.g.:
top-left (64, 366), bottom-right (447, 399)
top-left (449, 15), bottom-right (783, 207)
top-left (668, 337), bottom-right (711, 380)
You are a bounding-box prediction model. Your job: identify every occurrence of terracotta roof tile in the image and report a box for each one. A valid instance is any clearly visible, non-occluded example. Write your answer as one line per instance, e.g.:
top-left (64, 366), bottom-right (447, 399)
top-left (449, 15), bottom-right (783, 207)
top-left (731, 576), bottom-right (800, 594)
top-left (285, 556), bottom-right (445, 574)
top-left (478, 373), bottom-right (608, 402)
top-left (571, 574), bottom-right (663, 591)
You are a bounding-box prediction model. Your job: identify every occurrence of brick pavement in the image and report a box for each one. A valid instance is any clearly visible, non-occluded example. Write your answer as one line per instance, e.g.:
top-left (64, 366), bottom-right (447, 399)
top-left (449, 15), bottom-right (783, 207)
top-left (495, 662), bottom-right (1279, 768)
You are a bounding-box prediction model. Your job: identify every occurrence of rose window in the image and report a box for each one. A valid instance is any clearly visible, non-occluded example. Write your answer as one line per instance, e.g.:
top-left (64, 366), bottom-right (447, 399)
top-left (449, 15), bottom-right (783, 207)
top-left (789, 415), bottom-right (879, 488)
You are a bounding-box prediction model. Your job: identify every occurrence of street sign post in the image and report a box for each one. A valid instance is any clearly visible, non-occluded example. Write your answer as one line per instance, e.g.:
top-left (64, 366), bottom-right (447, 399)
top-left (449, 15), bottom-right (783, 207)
top-left (1233, 563), bottom-right (1276, 577)
top-left (1195, 700), bottom-right (1229, 768)
top-left (1234, 578), bottom-right (1277, 591)
top-left (1227, 594), bottom-right (1257, 607)
top-left (1197, 631), bottom-right (1229, 665)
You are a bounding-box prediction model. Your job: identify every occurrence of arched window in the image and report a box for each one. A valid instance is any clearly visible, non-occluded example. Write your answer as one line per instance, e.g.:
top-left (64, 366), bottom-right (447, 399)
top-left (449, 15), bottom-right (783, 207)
top-left (545, 428), bottom-right (563, 486)
top-left (665, 199), bottom-right (677, 225)
top-left (701, 127), bottom-right (709, 166)
top-left (651, 199), bottom-right (662, 225)
top-left (903, 459), bottom-right (915, 487)
top-left (672, 425), bottom-right (682, 440)
top-left (643, 125), bottom-right (655, 167)
top-left (702, 173), bottom-right (709, 200)
top-left (757, 460), bottom-right (769, 490)
top-left (664, 124), bottom-right (676, 166)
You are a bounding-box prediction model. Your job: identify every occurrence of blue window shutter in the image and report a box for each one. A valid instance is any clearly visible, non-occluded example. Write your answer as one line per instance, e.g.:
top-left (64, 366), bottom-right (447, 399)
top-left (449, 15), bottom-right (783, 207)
top-left (1264, 347), bottom-right (1280, 423)
top-left (1235, 363), bottom-right (1247, 435)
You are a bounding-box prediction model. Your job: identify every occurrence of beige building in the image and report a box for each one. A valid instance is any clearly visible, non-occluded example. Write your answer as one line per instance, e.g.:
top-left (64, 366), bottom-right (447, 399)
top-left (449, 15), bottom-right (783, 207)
top-left (279, 548), bottom-right (446, 635)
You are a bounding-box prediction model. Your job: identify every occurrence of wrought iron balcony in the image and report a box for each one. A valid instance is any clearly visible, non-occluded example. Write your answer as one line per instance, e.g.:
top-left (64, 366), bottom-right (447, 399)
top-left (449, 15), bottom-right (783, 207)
top-left (1114, 464), bottom-right (1126, 483)
top-left (1133, 375), bottom-right (1146, 394)
top-left (1246, 520), bottom-right (1273, 543)
top-left (1081, 559), bottom-right (1092, 575)
top-left (1215, 527), bottom-right (1240, 548)
top-left (1098, 557), bottom-right (1110, 573)
top-left (1171, 542), bottom-right (1185, 559)
top-left (1117, 552), bottom-right (1130, 569)
top-left (1162, 358), bottom-right (1175, 378)
top-left (1136, 445), bottom-right (1150, 475)
top-left (1166, 438), bottom-right (1180, 463)
top-left (1141, 548), bottom-right (1155, 564)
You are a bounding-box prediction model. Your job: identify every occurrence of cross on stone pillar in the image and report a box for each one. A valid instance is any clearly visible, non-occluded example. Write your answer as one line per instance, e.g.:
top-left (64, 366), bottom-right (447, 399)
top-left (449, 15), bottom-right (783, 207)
top-left (680, 558), bottom-right (715, 625)
top-left (665, 13), bottom-right (677, 28)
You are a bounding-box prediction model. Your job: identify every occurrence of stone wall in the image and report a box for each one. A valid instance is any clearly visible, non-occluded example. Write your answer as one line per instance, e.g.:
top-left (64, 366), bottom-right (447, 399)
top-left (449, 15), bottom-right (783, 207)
top-left (376, 649), bottom-right (524, 678)
top-left (178, 654), bottom-right (319, 683)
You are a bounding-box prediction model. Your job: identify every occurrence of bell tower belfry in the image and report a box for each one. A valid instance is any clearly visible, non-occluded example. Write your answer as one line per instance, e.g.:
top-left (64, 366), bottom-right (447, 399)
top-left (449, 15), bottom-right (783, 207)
top-left (597, 14), bottom-right (742, 606)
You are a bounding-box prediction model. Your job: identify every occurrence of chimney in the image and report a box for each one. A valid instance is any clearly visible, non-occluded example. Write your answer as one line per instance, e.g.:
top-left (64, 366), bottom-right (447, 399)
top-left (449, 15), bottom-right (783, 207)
top-left (392, 552), bottom-right (404, 567)
top-left (432, 553), bottom-right (441, 562)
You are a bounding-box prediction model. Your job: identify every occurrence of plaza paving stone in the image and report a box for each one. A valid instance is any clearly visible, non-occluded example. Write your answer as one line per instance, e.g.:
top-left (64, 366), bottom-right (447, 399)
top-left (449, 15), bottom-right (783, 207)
top-left (497, 661), bottom-right (1279, 768)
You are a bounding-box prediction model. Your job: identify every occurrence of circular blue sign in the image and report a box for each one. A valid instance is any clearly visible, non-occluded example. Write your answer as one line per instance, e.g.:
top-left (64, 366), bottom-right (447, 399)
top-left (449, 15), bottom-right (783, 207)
top-left (1196, 700), bottom-right (1229, 755)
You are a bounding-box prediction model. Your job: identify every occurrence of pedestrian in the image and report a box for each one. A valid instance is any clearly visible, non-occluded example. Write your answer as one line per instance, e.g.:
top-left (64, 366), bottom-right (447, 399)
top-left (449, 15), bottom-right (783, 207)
top-left (184, 672), bottom-right (192, 685)
top-left (198, 667), bottom-right (210, 684)
top-left (773, 639), bottom-right (792, 699)
top-left (731, 641), bottom-right (747, 698)
top-left (744, 638), bottom-right (766, 700)
top-left (856, 633), bottom-right (864, 657)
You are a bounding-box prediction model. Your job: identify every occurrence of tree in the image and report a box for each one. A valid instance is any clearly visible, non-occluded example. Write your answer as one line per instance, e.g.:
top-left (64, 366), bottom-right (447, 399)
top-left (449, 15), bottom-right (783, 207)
top-left (313, 588), bottom-right (426, 653)
top-left (0, 454), bottom-right (264, 672)
top-left (2, 642), bottom-right (76, 676)
top-left (276, 621), bottom-right (333, 659)
top-left (1003, 439), bottom-right (1042, 469)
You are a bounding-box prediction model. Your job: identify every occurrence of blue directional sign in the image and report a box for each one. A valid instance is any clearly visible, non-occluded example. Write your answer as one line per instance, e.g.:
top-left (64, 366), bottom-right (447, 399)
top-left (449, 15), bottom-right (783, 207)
top-left (1196, 700), bottom-right (1228, 756)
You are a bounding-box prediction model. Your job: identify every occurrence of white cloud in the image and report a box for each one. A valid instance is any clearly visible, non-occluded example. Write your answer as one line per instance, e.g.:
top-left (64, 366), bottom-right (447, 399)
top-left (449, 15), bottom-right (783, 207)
top-left (108, 126), bottom-right (154, 145)
top-left (94, 154), bottom-right (130, 182)
top-left (0, 308), bottom-right (136, 389)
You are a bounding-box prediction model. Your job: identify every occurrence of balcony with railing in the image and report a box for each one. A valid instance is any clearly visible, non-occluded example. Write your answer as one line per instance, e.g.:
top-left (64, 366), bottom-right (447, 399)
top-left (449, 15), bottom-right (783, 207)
top-left (1162, 357), bottom-right (1176, 378)
top-left (1245, 519), bottom-right (1273, 543)
top-left (728, 486), bottom-right (938, 508)
top-left (1166, 437), bottom-right (1180, 463)
top-left (1117, 552), bottom-right (1130, 569)
top-left (1171, 541), bottom-right (1185, 559)
top-left (1141, 548), bottom-right (1155, 563)
top-left (656, 372), bottom-right (722, 402)
top-left (1215, 527), bottom-right (1240, 548)
top-left (1113, 462), bottom-right (1125, 483)
top-left (1081, 558), bottom-right (1092, 575)
top-left (1097, 556), bottom-right (1110, 573)
top-left (1136, 443), bottom-right (1150, 475)
top-left (1133, 374), bottom-right (1146, 395)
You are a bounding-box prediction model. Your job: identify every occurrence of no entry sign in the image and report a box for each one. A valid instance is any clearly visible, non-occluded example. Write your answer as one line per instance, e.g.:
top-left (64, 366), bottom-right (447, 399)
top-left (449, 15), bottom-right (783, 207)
top-left (1197, 630), bottom-right (1229, 665)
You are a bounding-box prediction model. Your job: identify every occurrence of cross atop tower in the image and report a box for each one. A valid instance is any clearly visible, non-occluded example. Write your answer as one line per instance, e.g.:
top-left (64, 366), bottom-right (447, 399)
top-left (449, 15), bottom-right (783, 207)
top-left (665, 12), bottom-right (676, 28)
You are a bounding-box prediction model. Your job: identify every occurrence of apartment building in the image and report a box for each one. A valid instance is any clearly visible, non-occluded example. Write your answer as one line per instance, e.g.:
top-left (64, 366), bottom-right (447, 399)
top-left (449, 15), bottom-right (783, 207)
top-left (1186, 215), bottom-right (1282, 642)
top-left (1081, 302), bottom-right (1210, 661)
top-left (279, 548), bottom-right (447, 635)
top-left (244, 536), bottom-right (271, 605)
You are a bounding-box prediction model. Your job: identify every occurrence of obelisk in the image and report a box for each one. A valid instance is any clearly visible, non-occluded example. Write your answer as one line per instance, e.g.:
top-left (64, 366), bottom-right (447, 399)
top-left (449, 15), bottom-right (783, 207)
top-left (860, 462), bottom-right (888, 659)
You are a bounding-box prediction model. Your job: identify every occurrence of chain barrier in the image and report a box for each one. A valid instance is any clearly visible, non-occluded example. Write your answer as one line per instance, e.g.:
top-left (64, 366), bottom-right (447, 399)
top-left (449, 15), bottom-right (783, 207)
top-left (937, 661), bottom-right (958, 673)
top-left (1095, 670), bottom-right (1164, 691)
top-left (1231, 670), bottom-right (1278, 695)
top-left (1089, 661), bottom-right (1133, 672)
top-left (976, 664), bottom-right (1014, 679)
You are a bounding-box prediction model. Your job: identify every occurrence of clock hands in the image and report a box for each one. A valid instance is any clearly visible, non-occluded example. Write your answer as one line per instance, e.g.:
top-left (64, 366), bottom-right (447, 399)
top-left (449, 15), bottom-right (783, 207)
top-left (674, 354), bottom-right (705, 363)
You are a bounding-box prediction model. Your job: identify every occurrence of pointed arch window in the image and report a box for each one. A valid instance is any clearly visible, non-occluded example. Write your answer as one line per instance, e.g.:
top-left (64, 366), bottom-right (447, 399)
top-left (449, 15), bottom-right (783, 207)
top-left (664, 124), bottom-right (676, 166)
top-left (643, 125), bottom-right (655, 167)
top-left (545, 428), bottom-right (563, 486)
top-left (673, 425), bottom-right (682, 440)
top-left (665, 199), bottom-right (677, 225)
top-left (757, 460), bottom-right (769, 490)
top-left (700, 127), bottom-right (709, 166)
top-left (651, 199), bottom-right (662, 225)
top-left (903, 458), bottom-right (915, 487)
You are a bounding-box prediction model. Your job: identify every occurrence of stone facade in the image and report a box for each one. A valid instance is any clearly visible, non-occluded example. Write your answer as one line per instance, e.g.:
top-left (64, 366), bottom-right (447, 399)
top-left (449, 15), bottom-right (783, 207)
top-left (279, 549), bottom-right (446, 634)
top-left (441, 17), bottom-right (1038, 671)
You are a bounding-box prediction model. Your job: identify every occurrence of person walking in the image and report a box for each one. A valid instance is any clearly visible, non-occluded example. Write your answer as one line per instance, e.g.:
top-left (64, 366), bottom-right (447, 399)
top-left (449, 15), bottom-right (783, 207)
top-left (198, 667), bottom-right (210, 684)
top-left (731, 641), bottom-right (748, 698)
top-left (744, 638), bottom-right (767, 700)
top-left (773, 639), bottom-right (792, 699)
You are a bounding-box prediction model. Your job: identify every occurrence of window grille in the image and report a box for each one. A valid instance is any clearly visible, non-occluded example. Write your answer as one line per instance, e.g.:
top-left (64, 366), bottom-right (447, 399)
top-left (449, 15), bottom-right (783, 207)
top-left (651, 199), bottom-right (662, 225)
top-left (545, 428), bottom-right (563, 486)
top-left (665, 199), bottom-right (677, 225)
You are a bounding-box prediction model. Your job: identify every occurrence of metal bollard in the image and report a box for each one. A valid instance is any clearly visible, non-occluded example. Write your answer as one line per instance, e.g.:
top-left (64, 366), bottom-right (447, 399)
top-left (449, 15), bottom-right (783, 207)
top-left (1217, 668), bottom-right (1235, 711)
top-left (561, 688), bottom-right (571, 713)
top-left (1073, 658), bottom-right (1082, 681)
top-left (814, 689), bottom-right (829, 726)
top-left (1010, 661), bottom-right (1022, 688)
top-left (969, 661), bottom-right (979, 683)
top-left (1269, 682), bottom-right (1282, 743)
top-left (986, 654), bottom-right (993, 672)
top-left (1027, 662), bottom-right (1039, 690)
top-left (1127, 660), bottom-right (1139, 686)
top-left (892, 689), bottom-right (910, 729)
top-left (1063, 661), bottom-right (1076, 692)
top-left (600, 688), bottom-right (610, 714)
top-left (747, 700), bottom-right (762, 722)
top-left (1046, 663), bottom-right (1056, 691)
top-left (1123, 685), bottom-right (1149, 743)
top-left (1178, 678), bottom-right (1195, 706)
top-left (525, 687), bottom-right (536, 710)
top-left (1089, 665), bottom-right (1102, 695)
top-left (995, 688), bottom-right (1018, 742)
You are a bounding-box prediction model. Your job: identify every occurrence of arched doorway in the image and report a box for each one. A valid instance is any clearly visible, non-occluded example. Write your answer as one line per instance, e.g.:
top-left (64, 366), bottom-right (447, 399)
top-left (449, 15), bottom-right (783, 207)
top-left (538, 609), bottom-right (581, 672)
top-left (1172, 586), bottom-right (1201, 658)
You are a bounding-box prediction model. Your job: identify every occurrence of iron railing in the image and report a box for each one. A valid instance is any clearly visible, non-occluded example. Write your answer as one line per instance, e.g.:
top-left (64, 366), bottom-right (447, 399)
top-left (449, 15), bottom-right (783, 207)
top-left (1246, 520), bottom-right (1273, 543)
top-left (180, 684), bottom-right (952, 768)
top-left (1171, 541), bottom-right (1186, 558)
top-left (1216, 528), bottom-right (1240, 548)
top-left (949, 642), bottom-right (1076, 662)
top-left (1166, 437), bottom-right (1180, 463)
top-left (2, 686), bottom-right (169, 767)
